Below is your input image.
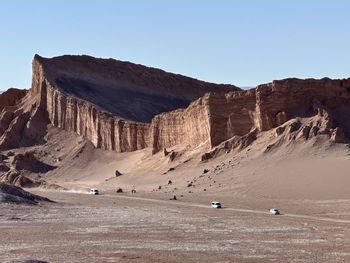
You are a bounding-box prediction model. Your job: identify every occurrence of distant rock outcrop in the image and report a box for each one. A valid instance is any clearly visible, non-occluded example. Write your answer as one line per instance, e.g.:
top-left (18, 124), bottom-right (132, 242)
top-left (12, 151), bottom-right (56, 173)
top-left (0, 169), bottom-right (37, 188)
top-left (0, 182), bottom-right (52, 205)
top-left (0, 150), bottom-right (56, 188)
top-left (0, 87), bottom-right (48, 150)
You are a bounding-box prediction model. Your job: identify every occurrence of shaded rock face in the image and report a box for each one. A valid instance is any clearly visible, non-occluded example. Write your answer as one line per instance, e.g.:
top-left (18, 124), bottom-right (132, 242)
top-left (30, 55), bottom-right (237, 152)
top-left (0, 150), bottom-right (57, 188)
top-left (0, 87), bottom-right (48, 151)
top-left (0, 170), bottom-right (37, 188)
top-left (0, 88), bottom-right (27, 112)
top-left (35, 54), bottom-right (236, 122)
top-left (272, 107), bottom-right (347, 146)
top-left (12, 152), bottom-right (56, 173)
top-left (201, 129), bottom-right (258, 161)
top-left (0, 182), bottom-right (52, 205)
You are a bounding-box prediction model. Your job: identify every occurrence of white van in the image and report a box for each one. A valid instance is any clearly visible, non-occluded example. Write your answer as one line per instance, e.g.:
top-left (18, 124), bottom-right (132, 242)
top-left (211, 201), bottom-right (222, 208)
top-left (269, 208), bottom-right (280, 215)
top-left (89, 188), bottom-right (99, 195)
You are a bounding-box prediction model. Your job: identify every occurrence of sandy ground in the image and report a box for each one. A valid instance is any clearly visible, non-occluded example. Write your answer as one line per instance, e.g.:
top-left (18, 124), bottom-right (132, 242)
top-left (11, 127), bottom-right (350, 202)
top-left (2, 127), bottom-right (350, 262)
top-left (0, 191), bottom-right (349, 263)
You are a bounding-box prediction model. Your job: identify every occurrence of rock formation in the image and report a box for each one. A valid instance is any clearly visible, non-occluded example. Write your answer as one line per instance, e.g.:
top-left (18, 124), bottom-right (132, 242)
top-left (154, 78), bottom-right (350, 154)
top-left (0, 182), bottom-right (52, 204)
top-left (0, 150), bottom-right (56, 187)
top-left (12, 151), bottom-right (56, 173)
top-left (0, 54), bottom-right (349, 160)
top-left (29, 55), bottom-right (237, 152)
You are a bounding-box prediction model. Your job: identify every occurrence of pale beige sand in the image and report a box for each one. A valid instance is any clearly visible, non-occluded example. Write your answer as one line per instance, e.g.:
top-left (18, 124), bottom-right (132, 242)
top-left (1, 191), bottom-right (349, 263)
top-left (2, 126), bottom-right (350, 262)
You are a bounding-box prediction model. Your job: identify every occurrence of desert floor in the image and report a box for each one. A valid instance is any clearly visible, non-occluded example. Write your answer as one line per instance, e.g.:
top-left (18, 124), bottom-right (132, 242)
top-left (0, 190), bottom-right (349, 263)
top-left (2, 128), bottom-right (350, 262)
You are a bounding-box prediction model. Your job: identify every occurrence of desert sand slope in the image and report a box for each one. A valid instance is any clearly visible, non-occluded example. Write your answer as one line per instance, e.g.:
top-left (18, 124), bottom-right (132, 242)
top-left (25, 125), bottom-right (350, 203)
top-left (0, 54), bottom-right (349, 219)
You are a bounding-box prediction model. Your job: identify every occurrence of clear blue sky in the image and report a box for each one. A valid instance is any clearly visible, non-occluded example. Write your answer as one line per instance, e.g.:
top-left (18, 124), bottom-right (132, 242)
top-left (0, 0), bottom-right (349, 89)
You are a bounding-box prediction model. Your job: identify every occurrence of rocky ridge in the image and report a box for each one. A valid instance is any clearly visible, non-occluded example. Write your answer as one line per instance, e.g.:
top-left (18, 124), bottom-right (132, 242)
top-left (0, 182), bottom-right (52, 204)
top-left (30, 55), bottom-right (236, 152)
top-left (0, 55), bottom-right (349, 160)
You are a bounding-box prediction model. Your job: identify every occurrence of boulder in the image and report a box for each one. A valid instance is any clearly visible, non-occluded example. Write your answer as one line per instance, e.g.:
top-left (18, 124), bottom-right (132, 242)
top-left (115, 170), bottom-right (122, 177)
top-left (289, 120), bottom-right (302, 133)
top-left (275, 126), bottom-right (286, 136)
top-left (163, 148), bottom-right (169, 156)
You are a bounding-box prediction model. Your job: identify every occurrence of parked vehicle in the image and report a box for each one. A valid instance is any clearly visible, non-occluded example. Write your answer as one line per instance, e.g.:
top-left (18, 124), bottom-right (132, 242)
top-left (211, 201), bottom-right (222, 208)
top-left (89, 188), bottom-right (99, 195)
top-left (269, 208), bottom-right (280, 215)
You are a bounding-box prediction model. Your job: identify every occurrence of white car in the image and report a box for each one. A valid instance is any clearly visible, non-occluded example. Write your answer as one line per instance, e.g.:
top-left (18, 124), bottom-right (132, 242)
top-left (89, 188), bottom-right (99, 195)
top-left (269, 208), bottom-right (280, 215)
top-left (211, 201), bottom-right (222, 208)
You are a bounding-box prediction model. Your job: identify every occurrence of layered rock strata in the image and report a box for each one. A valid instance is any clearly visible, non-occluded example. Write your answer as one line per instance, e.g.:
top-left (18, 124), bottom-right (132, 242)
top-left (0, 54), bottom-right (349, 157)
top-left (151, 78), bottom-right (350, 153)
top-left (29, 55), bottom-right (237, 152)
top-left (255, 78), bottom-right (350, 134)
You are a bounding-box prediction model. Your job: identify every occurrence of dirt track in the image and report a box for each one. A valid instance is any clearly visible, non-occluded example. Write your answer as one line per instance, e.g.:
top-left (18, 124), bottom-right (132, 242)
top-left (1, 191), bottom-right (349, 263)
top-left (104, 194), bottom-right (350, 225)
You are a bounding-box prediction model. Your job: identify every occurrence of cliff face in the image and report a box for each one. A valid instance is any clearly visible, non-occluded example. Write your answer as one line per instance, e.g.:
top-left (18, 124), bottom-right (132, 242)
top-left (150, 78), bottom-right (350, 153)
top-left (0, 54), bottom-right (349, 156)
top-left (255, 78), bottom-right (350, 134)
top-left (34, 54), bottom-right (237, 122)
top-left (150, 90), bottom-right (257, 153)
top-left (43, 82), bottom-right (151, 152)
top-left (151, 95), bottom-right (211, 153)
top-left (207, 90), bottom-right (257, 147)
top-left (28, 55), bottom-right (237, 152)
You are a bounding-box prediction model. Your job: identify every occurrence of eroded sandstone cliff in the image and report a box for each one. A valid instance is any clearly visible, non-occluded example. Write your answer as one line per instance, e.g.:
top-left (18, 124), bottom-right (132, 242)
top-left (30, 55), bottom-right (237, 153)
top-left (255, 78), bottom-right (350, 133)
top-left (0, 54), bottom-right (349, 159)
top-left (0, 87), bottom-right (48, 150)
top-left (150, 78), bottom-right (350, 154)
